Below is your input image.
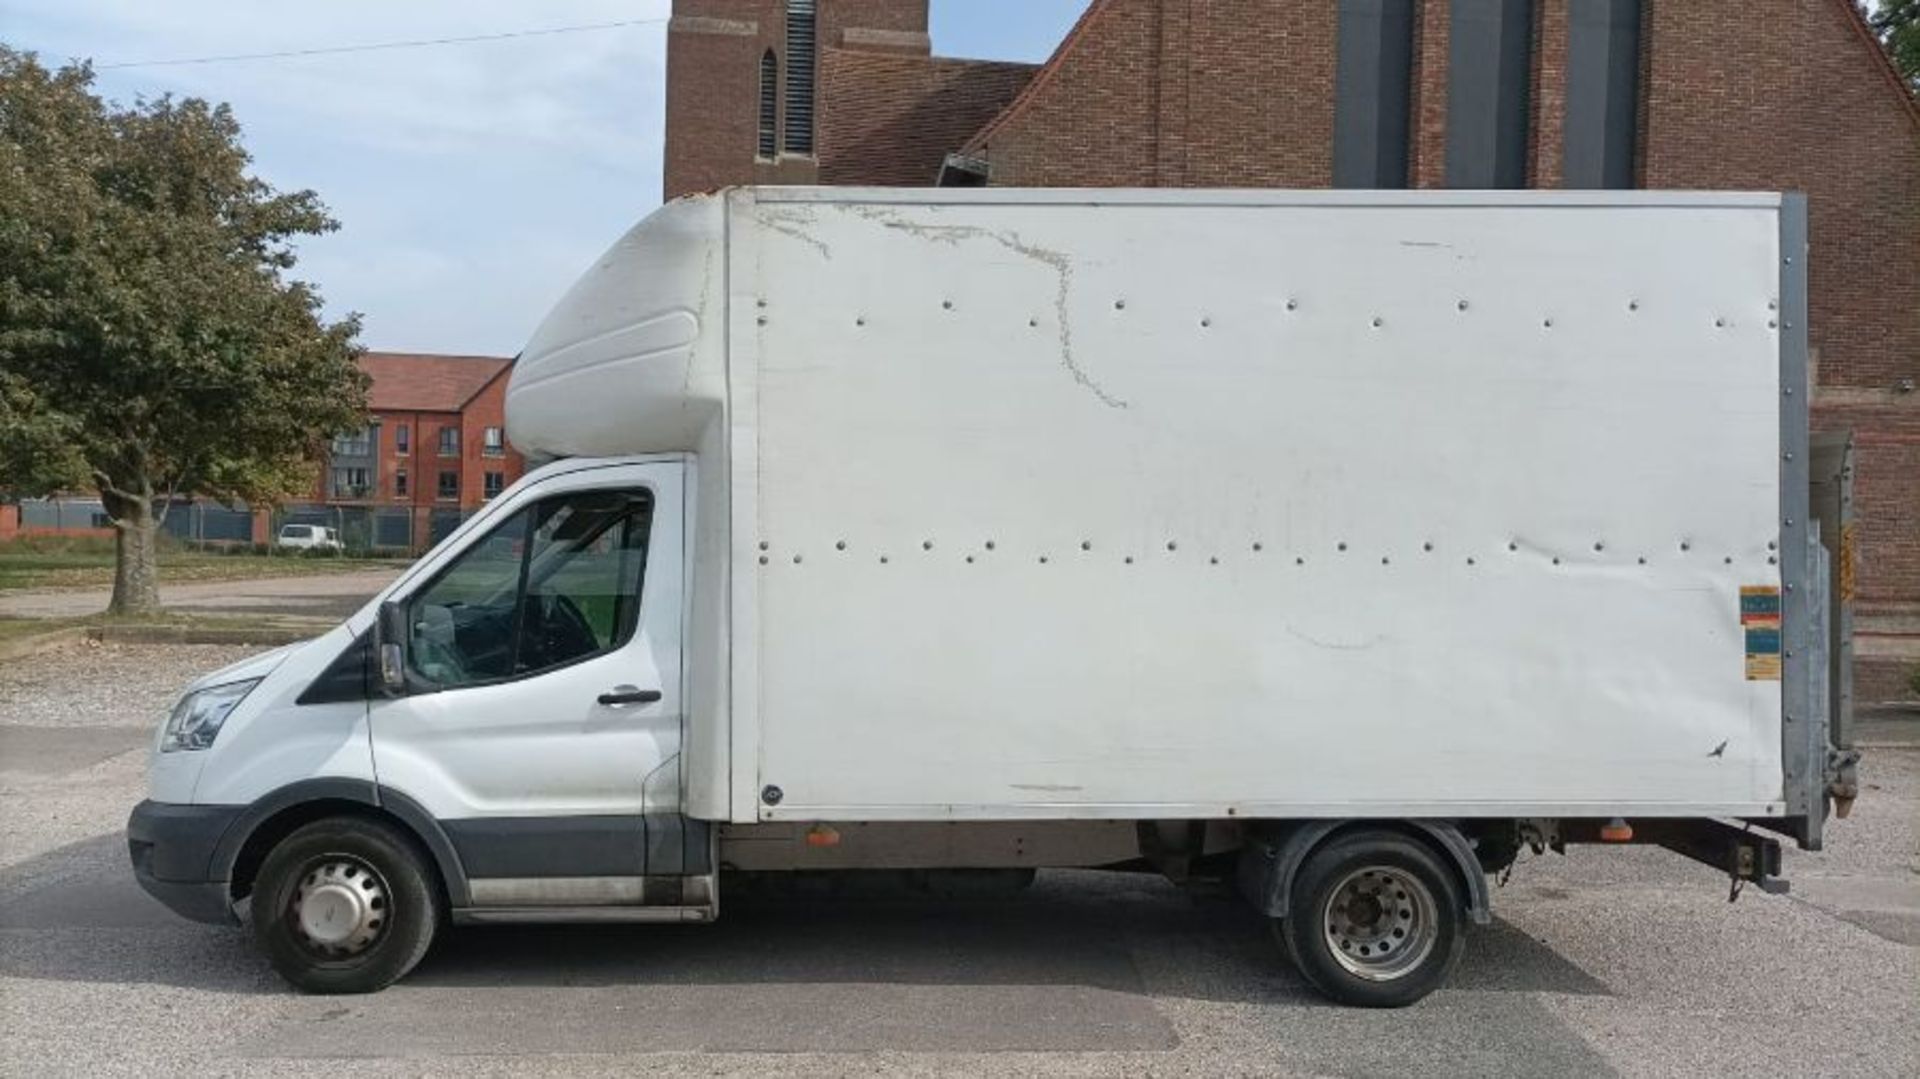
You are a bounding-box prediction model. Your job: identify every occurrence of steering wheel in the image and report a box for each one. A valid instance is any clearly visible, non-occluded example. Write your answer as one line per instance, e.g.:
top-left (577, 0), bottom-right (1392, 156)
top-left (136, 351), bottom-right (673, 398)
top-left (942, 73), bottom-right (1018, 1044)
top-left (525, 593), bottom-right (599, 668)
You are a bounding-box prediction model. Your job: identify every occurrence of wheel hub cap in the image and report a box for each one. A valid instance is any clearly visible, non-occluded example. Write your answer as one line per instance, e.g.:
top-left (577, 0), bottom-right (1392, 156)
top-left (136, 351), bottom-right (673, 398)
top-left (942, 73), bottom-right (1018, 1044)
top-left (1322, 866), bottom-right (1440, 982)
top-left (292, 859), bottom-right (388, 957)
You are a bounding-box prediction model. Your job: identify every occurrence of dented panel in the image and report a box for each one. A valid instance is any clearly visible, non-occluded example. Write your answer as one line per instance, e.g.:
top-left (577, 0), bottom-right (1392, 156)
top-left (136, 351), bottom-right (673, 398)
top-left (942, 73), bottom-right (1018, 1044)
top-left (729, 189), bottom-right (1790, 823)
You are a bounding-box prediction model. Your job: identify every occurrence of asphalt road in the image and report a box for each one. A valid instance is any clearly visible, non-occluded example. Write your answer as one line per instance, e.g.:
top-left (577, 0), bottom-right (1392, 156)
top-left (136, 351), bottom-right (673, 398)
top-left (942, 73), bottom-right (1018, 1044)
top-left (2, 642), bottom-right (1916, 1078)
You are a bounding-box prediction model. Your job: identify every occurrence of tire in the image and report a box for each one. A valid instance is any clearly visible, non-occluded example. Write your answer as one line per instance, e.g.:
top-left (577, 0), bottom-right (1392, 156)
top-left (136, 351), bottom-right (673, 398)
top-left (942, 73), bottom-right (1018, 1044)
top-left (1274, 829), bottom-right (1466, 1008)
top-left (250, 816), bottom-right (440, 994)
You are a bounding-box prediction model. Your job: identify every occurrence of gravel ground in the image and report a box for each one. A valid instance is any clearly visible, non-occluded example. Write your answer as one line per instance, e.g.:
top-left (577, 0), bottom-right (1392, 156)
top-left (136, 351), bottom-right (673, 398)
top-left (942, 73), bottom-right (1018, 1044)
top-left (0, 642), bottom-right (271, 888)
top-left (0, 641), bottom-right (268, 731)
top-left (1, 642), bottom-right (1916, 1078)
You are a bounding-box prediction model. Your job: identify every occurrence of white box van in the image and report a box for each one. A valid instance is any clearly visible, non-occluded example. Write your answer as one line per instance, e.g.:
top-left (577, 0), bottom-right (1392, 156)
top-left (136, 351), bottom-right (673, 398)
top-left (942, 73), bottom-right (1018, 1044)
top-left (128, 189), bottom-right (1855, 1007)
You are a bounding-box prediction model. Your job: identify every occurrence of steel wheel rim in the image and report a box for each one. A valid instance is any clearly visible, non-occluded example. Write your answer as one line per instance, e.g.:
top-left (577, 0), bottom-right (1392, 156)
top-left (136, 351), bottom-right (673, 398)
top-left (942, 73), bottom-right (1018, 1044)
top-left (290, 855), bottom-right (391, 959)
top-left (1321, 865), bottom-right (1438, 982)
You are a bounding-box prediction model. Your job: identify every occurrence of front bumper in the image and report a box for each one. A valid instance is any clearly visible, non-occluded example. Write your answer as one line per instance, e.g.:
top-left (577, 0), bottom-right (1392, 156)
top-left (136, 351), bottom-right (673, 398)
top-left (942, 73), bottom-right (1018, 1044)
top-left (126, 800), bottom-right (244, 926)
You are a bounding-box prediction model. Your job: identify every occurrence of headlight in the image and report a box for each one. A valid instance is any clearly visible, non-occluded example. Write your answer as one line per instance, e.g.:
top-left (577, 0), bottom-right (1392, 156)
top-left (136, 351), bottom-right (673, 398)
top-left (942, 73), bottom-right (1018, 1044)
top-left (160, 679), bottom-right (259, 753)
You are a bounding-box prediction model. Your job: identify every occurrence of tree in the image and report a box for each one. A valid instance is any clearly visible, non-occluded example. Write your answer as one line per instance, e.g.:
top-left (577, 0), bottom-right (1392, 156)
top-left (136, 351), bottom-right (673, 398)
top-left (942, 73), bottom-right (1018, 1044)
top-left (1866, 1), bottom-right (1920, 92)
top-left (0, 47), bottom-right (367, 615)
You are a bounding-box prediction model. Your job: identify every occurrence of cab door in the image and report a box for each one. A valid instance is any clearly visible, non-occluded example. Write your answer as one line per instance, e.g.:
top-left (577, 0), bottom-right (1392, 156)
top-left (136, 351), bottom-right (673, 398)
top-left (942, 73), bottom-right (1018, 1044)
top-left (368, 461), bottom-right (684, 900)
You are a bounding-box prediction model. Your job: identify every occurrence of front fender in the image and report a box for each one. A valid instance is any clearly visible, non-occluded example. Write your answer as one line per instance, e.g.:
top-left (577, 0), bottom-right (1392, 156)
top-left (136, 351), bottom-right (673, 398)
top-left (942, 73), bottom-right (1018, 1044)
top-left (201, 779), bottom-right (472, 908)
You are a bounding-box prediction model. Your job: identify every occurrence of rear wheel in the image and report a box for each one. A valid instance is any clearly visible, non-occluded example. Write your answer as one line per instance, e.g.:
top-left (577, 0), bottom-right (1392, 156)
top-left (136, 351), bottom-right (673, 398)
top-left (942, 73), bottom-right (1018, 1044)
top-left (1275, 830), bottom-right (1465, 1007)
top-left (251, 817), bottom-right (439, 994)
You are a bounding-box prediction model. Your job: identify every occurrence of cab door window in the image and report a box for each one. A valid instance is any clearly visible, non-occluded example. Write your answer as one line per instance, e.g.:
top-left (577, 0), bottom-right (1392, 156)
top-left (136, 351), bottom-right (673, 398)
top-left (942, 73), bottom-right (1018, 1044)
top-left (406, 489), bottom-right (653, 689)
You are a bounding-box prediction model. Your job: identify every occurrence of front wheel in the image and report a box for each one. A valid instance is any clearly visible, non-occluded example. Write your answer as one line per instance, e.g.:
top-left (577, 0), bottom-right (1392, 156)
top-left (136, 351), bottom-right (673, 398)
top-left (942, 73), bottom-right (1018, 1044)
top-left (1275, 829), bottom-right (1465, 1007)
top-left (251, 817), bottom-right (440, 994)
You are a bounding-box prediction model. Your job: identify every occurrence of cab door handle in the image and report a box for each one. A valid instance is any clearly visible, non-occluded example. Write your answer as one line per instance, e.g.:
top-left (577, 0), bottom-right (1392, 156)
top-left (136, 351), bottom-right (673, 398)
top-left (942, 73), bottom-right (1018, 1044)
top-left (598, 686), bottom-right (662, 706)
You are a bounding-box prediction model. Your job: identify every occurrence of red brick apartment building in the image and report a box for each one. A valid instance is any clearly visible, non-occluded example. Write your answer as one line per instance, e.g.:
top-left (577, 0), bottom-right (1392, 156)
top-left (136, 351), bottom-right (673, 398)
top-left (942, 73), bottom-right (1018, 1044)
top-left (306, 353), bottom-right (527, 551)
top-left (664, 0), bottom-right (1920, 700)
top-left (2, 353), bottom-right (527, 553)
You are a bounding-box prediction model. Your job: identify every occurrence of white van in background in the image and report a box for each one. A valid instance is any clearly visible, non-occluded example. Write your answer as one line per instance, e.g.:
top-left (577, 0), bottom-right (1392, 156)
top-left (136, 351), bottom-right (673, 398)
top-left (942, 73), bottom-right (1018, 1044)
top-left (127, 189), bottom-right (1854, 1007)
top-left (274, 524), bottom-right (342, 552)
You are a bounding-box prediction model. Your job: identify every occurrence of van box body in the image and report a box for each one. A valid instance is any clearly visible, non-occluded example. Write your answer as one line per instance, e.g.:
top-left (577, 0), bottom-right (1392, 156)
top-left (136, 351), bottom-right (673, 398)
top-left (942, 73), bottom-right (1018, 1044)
top-left (506, 188), bottom-right (1821, 830)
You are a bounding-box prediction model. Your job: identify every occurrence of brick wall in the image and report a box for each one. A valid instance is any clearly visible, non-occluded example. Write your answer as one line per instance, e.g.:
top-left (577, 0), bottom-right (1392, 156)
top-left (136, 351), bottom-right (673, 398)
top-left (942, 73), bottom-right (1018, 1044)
top-left (1529, 0), bottom-right (1568, 187)
top-left (1637, 0), bottom-right (1920, 700)
top-left (1816, 396), bottom-right (1920, 701)
top-left (458, 370), bottom-right (526, 509)
top-left (666, 2), bottom-right (815, 199)
top-left (966, 0), bottom-right (1337, 188)
top-left (1410, 0), bottom-right (1452, 186)
top-left (666, 0), bottom-right (933, 199)
top-left (1184, 0), bottom-right (1337, 186)
top-left (961, 0), bottom-right (1164, 186)
top-left (1640, 0), bottom-right (1920, 395)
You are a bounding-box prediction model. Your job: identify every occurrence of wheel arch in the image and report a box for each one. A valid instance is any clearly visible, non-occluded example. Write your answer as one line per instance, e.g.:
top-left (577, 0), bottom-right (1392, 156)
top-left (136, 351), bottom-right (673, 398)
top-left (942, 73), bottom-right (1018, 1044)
top-left (1235, 819), bottom-right (1492, 925)
top-left (212, 779), bottom-right (471, 908)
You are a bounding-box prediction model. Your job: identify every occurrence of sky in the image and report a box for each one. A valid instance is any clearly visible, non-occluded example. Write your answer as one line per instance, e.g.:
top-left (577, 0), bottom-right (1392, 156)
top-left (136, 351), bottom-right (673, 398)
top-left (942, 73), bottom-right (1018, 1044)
top-left (3, 1), bottom-right (1091, 355)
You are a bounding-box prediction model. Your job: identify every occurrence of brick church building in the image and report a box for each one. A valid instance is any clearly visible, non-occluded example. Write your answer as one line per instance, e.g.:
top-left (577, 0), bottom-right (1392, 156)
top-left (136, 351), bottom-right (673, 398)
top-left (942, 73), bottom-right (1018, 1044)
top-left (664, 0), bottom-right (1920, 699)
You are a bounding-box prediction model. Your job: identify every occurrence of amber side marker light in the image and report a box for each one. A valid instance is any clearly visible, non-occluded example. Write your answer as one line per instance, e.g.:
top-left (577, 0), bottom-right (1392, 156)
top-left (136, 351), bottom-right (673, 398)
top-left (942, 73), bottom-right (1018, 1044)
top-left (1599, 817), bottom-right (1634, 842)
top-left (805, 825), bottom-right (841, 847)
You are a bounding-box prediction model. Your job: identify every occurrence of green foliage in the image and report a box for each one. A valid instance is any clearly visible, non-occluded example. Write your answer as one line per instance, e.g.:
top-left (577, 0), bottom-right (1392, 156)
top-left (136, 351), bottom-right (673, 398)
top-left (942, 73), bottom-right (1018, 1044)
top-left (1909, 663), bottom-right (1920, 699)
top-left (0, 367), bottom-right (86, 494)
top-left (0, 46), bottom-right (369, 515)
top-left (1868, 0), bottom-right (1920, 92)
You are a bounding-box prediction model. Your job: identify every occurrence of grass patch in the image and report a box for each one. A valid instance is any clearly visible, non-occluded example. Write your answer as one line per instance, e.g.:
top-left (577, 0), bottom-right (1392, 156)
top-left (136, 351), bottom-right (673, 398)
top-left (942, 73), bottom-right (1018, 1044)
top-left (0, 612), bottom-right (327, 660)
top-left (0, 616), bottom-right (79, 643)
top-left (0, 535), bottom-right (405, 593)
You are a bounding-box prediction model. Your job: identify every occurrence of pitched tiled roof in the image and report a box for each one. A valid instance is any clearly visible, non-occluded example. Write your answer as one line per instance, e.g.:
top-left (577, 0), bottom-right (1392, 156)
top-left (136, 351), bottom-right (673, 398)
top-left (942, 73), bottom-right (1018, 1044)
top-left (819, 49), bottom-right (1037, 185)
top-left (360, 352), bottom-right (513, 413)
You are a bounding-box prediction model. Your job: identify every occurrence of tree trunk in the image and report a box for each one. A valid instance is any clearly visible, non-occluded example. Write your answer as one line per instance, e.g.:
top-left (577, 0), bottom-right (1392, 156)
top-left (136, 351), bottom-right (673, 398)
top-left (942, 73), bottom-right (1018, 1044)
top-left (108, 500), bottom-right (163, 617)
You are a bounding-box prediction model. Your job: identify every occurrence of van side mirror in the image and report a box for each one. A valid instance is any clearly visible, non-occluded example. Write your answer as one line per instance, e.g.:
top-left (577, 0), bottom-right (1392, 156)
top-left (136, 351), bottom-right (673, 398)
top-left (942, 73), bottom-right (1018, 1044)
top-left (375, 600), bottom-right (408, 696)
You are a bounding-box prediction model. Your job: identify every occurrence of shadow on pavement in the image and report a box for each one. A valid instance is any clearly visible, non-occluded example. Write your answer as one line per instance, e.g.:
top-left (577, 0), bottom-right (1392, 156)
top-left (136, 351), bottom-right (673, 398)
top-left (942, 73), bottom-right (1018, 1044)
top-left (1, 835), bottom-right (1609, 1003)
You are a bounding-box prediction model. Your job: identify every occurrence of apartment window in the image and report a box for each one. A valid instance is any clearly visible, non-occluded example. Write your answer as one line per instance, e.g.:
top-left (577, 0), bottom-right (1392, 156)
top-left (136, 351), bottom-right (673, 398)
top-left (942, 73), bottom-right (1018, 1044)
top-left (395, 424), bottom-right (410, 454)
top-left (394, 470), bottom-right (409, 498)
top-left (437, 471), bottom-right (460, 500)
top-left (483, 426), bottom-right (506, 457)
top-left (330, 427), bottom-right (372, 457)
top-left (783, 0), bottom-right (816, 155)
top-left (483, 471), bottom-right (505, 500)
top-left (331, 467), bottom-right (371, 499)
top-left (439, 426), bottom-right (459, 456)
top-left (758, 50), bottom-right (779, 159)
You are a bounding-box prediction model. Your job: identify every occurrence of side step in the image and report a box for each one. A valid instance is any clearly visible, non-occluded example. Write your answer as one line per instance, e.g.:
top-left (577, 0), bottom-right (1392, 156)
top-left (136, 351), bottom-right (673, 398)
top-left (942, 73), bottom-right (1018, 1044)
top-left (454, 905), bottom-right (713, 925)
top-left (450, 872), bottom-right (718, 926)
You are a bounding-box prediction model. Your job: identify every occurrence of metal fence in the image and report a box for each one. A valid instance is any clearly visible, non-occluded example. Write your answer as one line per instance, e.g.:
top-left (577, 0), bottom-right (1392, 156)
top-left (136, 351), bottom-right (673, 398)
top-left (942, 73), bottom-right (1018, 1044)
top-left (275, 504), bottom-right (471, 555)
top-left (17, 497), bottom-right (110, 531)
top-left (166, 502), bottom-right (256, 543)
top-left (12, 496), bottom-right (473, 555)
top-left (19, 497), bottom-right (256, 542)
